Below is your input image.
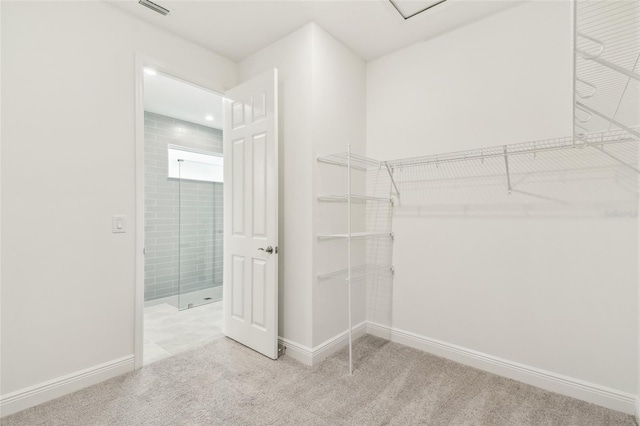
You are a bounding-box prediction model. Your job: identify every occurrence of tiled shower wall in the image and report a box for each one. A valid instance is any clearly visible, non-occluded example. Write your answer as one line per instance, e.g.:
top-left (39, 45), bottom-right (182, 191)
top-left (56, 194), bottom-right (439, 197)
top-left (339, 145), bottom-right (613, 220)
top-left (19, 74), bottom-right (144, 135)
top-left (144, 111), bottom-right (223, 303)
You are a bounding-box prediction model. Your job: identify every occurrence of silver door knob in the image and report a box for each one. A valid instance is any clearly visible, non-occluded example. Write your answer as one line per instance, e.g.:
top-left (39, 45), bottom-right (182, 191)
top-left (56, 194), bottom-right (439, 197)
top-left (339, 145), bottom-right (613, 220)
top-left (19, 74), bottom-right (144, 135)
top-left (258, 246), bottom-right (274, 254)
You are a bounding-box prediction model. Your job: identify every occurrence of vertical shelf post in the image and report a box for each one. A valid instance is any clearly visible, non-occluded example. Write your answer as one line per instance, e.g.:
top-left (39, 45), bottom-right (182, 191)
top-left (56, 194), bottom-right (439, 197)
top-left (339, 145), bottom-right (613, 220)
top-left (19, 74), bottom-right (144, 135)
top-left (347, 144), bottom-right (353, 375)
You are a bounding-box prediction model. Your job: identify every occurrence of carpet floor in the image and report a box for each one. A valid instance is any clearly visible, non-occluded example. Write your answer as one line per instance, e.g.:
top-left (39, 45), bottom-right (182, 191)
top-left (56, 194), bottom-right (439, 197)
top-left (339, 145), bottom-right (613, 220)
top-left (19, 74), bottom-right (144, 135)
top-left (1, 335), bottom-right (635, 426)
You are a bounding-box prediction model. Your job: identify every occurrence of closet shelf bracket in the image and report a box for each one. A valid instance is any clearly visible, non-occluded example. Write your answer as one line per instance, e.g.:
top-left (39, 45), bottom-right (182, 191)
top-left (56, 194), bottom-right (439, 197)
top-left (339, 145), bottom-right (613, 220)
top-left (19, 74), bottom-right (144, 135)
top-left (384, 162), bottom-right (401, 197)
top-left (503, 145), bottom-right (512, 194)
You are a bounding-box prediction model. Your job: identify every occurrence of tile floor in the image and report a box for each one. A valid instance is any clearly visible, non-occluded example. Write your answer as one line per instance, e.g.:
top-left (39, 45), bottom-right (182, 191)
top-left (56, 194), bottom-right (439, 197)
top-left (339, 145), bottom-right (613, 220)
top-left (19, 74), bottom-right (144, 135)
top-left (144, 287), bottom-right (223, 309)
top-left (143, 300), bottom-right (224, 365)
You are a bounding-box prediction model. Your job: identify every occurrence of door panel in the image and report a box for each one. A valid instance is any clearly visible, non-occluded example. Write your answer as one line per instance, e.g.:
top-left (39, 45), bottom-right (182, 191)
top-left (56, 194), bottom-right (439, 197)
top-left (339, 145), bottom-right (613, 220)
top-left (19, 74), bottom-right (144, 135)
top-left (223, 69), bottom-right (278, 359)
top-left (252, 133), bottom-right (267, 237)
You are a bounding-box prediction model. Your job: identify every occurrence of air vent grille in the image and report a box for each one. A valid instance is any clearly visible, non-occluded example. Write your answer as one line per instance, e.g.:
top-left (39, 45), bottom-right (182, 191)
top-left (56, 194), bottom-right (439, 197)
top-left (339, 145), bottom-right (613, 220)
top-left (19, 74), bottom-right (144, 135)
top-left (139, 0), bottom-right (170, 16)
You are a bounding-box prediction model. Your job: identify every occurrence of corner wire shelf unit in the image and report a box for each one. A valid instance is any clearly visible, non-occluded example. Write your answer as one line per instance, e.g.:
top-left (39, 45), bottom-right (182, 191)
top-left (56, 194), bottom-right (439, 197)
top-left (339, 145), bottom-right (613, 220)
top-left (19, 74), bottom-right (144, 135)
top-left (316, 145), bottom-right (395, 375)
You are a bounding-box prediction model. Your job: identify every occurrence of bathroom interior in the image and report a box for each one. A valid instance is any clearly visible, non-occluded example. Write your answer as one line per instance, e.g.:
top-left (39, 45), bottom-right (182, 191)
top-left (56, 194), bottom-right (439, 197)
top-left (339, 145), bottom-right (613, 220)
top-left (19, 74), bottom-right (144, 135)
top-left (142, 69), bottom-right (225, 365)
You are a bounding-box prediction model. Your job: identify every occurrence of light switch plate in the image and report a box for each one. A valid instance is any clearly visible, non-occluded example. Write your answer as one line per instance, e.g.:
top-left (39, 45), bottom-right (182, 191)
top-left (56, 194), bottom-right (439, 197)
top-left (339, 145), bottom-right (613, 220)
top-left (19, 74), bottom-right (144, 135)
top-left (112, 215), bottom-right (127, 233)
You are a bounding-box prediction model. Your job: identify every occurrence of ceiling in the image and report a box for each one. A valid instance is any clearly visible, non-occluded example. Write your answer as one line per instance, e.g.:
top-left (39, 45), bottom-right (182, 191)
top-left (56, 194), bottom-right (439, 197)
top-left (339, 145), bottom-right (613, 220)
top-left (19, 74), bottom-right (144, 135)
top-left (108, 0), bottom-right (521, 62)
top-left (144, 71), bottom-right (224, 128)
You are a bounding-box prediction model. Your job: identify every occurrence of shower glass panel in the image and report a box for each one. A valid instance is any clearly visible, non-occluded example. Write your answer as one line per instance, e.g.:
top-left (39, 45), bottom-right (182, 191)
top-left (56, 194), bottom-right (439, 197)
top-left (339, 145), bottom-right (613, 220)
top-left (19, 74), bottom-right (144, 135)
top-left (177, 158), bottom-right (223, 310)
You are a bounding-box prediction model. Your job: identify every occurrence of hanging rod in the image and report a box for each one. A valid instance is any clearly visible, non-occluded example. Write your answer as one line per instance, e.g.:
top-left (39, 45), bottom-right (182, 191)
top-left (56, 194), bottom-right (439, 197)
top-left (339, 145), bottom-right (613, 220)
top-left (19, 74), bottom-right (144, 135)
top-left (385, 129), bottom-right (638, 169)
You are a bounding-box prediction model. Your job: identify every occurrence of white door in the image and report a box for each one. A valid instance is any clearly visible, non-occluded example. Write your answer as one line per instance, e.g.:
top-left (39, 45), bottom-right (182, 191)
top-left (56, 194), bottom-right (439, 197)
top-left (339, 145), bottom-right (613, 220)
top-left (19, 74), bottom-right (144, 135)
top-left (223, 69), bottom-right (279, 359)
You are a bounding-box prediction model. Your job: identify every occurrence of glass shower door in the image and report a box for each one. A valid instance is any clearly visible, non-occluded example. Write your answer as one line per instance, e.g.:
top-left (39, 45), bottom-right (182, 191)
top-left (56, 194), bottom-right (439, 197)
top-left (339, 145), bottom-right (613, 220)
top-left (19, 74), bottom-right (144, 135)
top-left (177, 159), bottom-right (223, 310)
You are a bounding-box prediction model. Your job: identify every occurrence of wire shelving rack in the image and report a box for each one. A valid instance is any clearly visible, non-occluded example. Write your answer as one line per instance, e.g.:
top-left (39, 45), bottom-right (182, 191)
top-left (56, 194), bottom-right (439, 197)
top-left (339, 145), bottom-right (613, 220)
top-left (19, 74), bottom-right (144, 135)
top-left (316, 145), bottom-right (395, 375)
top-left (313, 0), bottom-right (639, 375)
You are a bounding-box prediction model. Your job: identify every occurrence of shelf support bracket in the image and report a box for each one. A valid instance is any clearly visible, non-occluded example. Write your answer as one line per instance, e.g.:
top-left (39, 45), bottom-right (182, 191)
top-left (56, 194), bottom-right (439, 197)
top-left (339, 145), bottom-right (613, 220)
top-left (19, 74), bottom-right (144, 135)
top-left (384, 161), bottom-right (401, 197)
top-left (503, 146), bottom-right (512, 194)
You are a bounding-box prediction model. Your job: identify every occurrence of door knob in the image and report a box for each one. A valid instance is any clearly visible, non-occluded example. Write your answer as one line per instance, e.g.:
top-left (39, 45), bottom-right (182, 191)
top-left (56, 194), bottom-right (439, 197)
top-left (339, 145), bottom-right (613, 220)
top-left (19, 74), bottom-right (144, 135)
top-left (258, 246), bottom-right (274, 254)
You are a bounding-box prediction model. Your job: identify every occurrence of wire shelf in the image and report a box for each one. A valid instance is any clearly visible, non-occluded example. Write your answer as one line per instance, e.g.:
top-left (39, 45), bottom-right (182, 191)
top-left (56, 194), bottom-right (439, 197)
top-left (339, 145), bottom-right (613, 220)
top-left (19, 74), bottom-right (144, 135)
top-left (386, 128), bottom-right (638, 169)
top-left (317, 194), bottom-right (393, 203)
top-left (317, 264), bottom-right (394, 281)
top-left (316, 145), bottom-right (396, 375)
top-left (317, 152), bottom-right (385, 171)
top-left (317, 231), bottom-right (394, 240)
top-left (574, 0), bottom-right (640, 139)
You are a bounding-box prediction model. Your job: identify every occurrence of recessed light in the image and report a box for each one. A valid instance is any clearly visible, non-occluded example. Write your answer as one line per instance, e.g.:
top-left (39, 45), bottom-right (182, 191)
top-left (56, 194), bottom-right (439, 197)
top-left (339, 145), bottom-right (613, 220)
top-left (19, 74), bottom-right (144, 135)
top-left (144, 68), bottom-right (157, 76)
top-left (205, 115), bottom-right (214, 121)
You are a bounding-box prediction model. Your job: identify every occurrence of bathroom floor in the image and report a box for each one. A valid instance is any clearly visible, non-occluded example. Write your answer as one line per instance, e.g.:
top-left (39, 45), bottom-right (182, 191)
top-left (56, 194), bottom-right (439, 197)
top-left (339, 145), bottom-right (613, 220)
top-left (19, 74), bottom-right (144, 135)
top-left (143, 301), bottom-right (224, 365)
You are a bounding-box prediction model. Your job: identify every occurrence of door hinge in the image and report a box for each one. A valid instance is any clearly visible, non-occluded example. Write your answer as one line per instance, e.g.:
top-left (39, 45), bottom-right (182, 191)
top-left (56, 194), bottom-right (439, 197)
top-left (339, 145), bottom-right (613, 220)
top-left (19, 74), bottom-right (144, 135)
top-left (278, 343), bottom-right (286, 358)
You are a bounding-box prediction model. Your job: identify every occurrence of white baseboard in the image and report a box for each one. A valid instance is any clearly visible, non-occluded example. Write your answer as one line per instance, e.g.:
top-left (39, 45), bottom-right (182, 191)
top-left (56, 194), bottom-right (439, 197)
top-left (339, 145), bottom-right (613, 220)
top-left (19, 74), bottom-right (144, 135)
top-left (311, 321), bottom-right (367, 365)
top-left (0, 355), bottom-right (134, 418)
top-left (367, 322), bottom-right (636, 415)
top-left (278, 321), bottom-right (367, 366)
top-left (278, 337), bottom-right (313, 365)
top-left (3, 329), bottom-right (635, 418)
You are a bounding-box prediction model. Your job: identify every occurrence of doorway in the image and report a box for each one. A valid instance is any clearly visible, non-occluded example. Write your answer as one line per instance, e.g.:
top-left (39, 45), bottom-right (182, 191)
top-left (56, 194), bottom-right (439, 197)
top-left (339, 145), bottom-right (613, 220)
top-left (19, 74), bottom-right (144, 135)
top-left (135, 61), bottom-right (280, 369)
top-left (141, 68), bottom-right (225, 365)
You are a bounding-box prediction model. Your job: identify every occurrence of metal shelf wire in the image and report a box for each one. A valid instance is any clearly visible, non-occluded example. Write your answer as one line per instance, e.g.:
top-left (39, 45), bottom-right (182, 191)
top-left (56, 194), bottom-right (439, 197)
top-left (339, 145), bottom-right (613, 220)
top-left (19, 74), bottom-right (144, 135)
top-left (317, 152), bottom-right (384, 171)
top-left (316, 145), bottom-right (395, 375)
top-left (317, 231), bottom-right (394, 240)
top-left (386, 128), bottom-right (638, 170)
top-left (317, 264), bottom-right (394, 281)
top-left (574, 0), bottom-right (640, 140)
top-left (317, 194), bottom-right (393, 203)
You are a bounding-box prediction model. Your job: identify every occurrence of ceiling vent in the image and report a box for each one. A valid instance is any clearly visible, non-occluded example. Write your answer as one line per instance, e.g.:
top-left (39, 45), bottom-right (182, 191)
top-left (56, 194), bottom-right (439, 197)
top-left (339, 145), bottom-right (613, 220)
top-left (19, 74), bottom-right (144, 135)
top-left (139, 0), bottom-right (170, 16)
top-left (389, 0), bottom-right (447, 20)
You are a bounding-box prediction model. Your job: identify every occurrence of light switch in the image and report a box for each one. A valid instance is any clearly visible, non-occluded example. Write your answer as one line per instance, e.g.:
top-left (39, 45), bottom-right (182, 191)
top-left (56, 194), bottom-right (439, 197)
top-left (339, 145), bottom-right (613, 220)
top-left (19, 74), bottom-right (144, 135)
top-left (112, 215), bottom-right (127, 233)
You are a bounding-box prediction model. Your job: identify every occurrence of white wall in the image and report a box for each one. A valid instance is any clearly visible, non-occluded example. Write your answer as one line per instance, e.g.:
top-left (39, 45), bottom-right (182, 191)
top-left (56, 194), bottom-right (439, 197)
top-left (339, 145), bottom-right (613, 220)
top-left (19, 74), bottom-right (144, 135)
top-left (239, 23), bottom-right (367, 353)
top-left (239, 25), bottom-right (315, 348)
top-left (367, 0), bottom-right (637, 400)
top-left (311, 25), bottom-right (367, 347)
top-left (1, 0), bottom-right (236, 404)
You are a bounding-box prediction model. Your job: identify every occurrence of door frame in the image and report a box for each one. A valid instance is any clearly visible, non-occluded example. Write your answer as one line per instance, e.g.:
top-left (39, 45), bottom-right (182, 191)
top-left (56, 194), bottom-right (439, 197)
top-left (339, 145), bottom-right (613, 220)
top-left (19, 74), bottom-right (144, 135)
top-left (134, 54), bottom-right (229, 370)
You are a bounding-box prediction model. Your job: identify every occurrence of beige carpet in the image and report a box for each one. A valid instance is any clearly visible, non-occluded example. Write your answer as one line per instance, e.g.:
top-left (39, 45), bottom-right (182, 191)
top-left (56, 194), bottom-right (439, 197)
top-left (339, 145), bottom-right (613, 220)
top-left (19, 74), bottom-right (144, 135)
top-left (1, 335), bottom-right (635, 425)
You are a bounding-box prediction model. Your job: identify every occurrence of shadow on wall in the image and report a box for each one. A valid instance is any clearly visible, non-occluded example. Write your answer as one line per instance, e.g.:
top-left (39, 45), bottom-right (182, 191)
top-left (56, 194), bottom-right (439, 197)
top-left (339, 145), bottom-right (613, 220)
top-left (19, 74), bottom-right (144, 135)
top-left (364, 134), bottom-right (640, 327)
